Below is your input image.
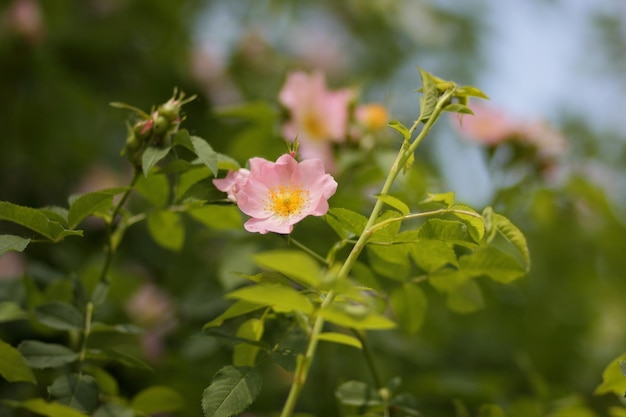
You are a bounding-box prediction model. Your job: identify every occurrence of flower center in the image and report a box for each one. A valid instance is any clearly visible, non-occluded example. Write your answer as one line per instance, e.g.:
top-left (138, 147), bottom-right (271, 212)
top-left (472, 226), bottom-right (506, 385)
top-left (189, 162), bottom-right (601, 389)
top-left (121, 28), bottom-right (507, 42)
top-left (266, 184), bottom-right (309, 217)
top-left (303, 113), bottom-right (327, 141)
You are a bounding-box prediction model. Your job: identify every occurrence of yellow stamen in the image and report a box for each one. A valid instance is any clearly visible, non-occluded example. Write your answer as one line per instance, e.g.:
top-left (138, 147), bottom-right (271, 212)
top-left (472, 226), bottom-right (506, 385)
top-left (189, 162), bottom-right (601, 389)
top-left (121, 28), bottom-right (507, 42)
top-left (266, 184), bottom-right (309, 217)
top-left (303, 113), bottom-right (327, 140)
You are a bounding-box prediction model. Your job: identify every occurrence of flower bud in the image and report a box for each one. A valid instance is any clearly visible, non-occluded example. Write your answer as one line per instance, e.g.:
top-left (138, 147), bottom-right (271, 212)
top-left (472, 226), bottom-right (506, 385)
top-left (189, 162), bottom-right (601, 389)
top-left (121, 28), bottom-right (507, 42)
top-left (157, 99), bottom-right (180, 121)
top-left (152, 114), bottom-right (169, 136)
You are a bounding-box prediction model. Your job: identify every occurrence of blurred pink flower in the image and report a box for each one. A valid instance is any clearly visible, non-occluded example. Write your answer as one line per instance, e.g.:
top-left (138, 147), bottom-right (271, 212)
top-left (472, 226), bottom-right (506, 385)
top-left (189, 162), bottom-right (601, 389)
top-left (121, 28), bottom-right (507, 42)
top-left (519, 120), bottom-right (567, 160)
top-left (0, 252), bottom-right (26, 280)
top-left (235, 154), bottom-right (337, 234)
top-left (5, 0), bottom-right (45, 43)
top-left (213, 168), bottom-right (250, 202)
top-left (279, 71), bottom-right (353, 170)
top-left (126, 282), bottom-right (178, 362)
top-left (455, 103), bottom-right (518, 145)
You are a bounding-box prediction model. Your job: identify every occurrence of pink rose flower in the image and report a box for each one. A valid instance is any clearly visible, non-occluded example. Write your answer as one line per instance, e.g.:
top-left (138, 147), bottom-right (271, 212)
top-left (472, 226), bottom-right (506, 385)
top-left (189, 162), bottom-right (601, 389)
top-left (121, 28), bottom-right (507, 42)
top-left (213, 168), bottom-right (250, 202)
top-left (234, 154), bottom-right (337, 234)
top-left (455, 103), bottom-right (519, 146)
top-left (278, 71), bottom-right (353, 170)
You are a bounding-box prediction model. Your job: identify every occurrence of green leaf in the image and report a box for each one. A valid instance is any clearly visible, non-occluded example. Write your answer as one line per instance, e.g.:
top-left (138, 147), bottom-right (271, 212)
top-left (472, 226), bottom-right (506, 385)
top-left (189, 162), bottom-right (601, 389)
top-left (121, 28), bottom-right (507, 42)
top-left (609, 407), bottom-right (626, 417)
top-left (450, 205), bottom-right (484, 242)
top-left (67, 190), bottom-right (125, 228)
top-left (477, 404), bottom-right (506, 417)
top-left (82, 365), bottom-right (119, 396)
top-left (388, 120), bottom-right (410, 141)
top-left (0, 234), bottom-right (30, 256)
top-left (86, 349), bottom-right (152, 372)
top-left (0, 301), bottom-right (28, 322)
top-left (375, 194), bottom-right (409, 215)
top-left (390, 283), bottom-right (427, 334)
top-left (270, 328), bottom-right (307, 372)
top-left (318, 332), bottom-right (362, 349)
top-left (175, 166), bottom-right (212, 201)
top-left (410, 240), bottom-right (458, 273)
top-left (190, 136), bottom-right (219, 176)
top-left (135, 173), bottom-right (170, 207)
top-left (445, 280), bottom-right (484, 313)
top-left (225, 285), bottom-right (313, 315)
top-left (420, 192), bottom-right (455, 208)
top-left (460, 246), bottom-right (526, 284)
top-left (0, 339), bottom-right (36, 384)
top-left (203, 301), bottom-right (265, 329)
top-left (233, 318), bottom-right (264, 367)
top-left (142, 145), bottom-right (171, 176)
top-left (35, 302), bottom-right (84, 331)
top-left (201, 366), bottom-right (262, 417)
top-left (493, 213), bottom-right (531, 271)
top-left (131, 386), bottom-right (184, 415)
top-left (253, 250), bottom-right (321, 288)
top-left (367, 244), bottom-right (411, 281)
top-left (93, 404), bottom-right (134, 417)
top-left (455, 85), bottom-right (490, 99)
top-left (0, 201), bottom-right (82, 242)
top-left (217, 153), bottom-right (241, 171)
top-left (595, 353), bottom-right (626, 396)
top-left (3, 398), bottom-right (89, 417)
top-left (18, 340), bottom-right (79, 369)
top-left (325, 208), bottom-right (368, 238)
top-left (335, 380), bottom-right (382, 406)
top-left (418, 218), bottom-right (475, 247)
top-left (418, 67), bottom-right (439, 122)
top-left (189, 205), bottom-right (242, 230)
top-left (319, 303), bottom-right (396, 330)
top-left (147, 210), bottom-right (185, 251)
top-left (48, 373), bottom-right (99, 414)
top-left (443, 103), bottom-right (474, 115)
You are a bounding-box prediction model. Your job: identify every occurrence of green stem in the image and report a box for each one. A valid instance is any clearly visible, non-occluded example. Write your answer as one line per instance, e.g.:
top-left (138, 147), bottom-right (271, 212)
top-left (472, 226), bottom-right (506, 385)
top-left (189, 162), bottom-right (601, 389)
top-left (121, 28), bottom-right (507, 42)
top-left (279, 90), bottom-right (454, 417)
top-left (98, 169), bottom-right (141, 285)
top-left (287, 236), bottom-right (329, 266)
top-left (352, 330), bottom-right (384, 390)
top-left (77, 301), bottom-right (93, 371)
top-left (79, 168), bottom-right (140, 370)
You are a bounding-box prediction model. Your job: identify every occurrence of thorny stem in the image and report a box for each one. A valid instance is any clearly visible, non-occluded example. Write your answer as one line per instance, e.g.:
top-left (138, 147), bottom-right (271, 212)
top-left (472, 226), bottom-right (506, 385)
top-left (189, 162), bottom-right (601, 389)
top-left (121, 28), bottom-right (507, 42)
top-left (279, 89), bottom-right (455, 417)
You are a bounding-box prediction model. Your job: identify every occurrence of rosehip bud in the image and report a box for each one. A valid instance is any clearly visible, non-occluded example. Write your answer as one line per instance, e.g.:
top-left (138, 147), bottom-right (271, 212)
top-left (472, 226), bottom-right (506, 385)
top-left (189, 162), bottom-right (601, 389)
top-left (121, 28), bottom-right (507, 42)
top-left (157, 99), bottom-right (180, 121)
top-left (133, 119), bottom-right (154, 140)
top-left (125, 131), bottom-right (140, 150)
top-left (152, 114), bottom-right (169, 135)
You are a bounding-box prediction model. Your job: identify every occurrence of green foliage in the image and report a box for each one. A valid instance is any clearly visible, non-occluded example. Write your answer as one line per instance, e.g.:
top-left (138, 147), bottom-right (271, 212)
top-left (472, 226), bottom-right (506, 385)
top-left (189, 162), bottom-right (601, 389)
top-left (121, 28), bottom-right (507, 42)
top-left (0, 201), bottom-right (83, 242)
top-left (18, 340), bottom-right (79, 369)
top-left (0, 339), bottom-right (37, 384)
top-left (48, 374), bottom-right (99, 414)
top-left (201, 366), bottom-right (263, 417)
top-left (131, 386), bottom-right (184, 415)
top-left (595, 353), bottom-right (626, 397)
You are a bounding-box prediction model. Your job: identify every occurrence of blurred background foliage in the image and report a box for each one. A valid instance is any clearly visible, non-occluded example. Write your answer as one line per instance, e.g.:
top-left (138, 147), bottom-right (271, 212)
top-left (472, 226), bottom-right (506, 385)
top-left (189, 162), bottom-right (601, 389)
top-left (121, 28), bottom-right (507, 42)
top-left (1, 0), bottom-right (626, 416)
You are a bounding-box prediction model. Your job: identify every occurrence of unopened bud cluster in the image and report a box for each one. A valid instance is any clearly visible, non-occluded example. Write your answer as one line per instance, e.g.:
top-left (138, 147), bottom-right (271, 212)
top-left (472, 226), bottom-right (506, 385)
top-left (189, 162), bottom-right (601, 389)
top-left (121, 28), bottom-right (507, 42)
top-left (119, 89), bottom-right (196, 168)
